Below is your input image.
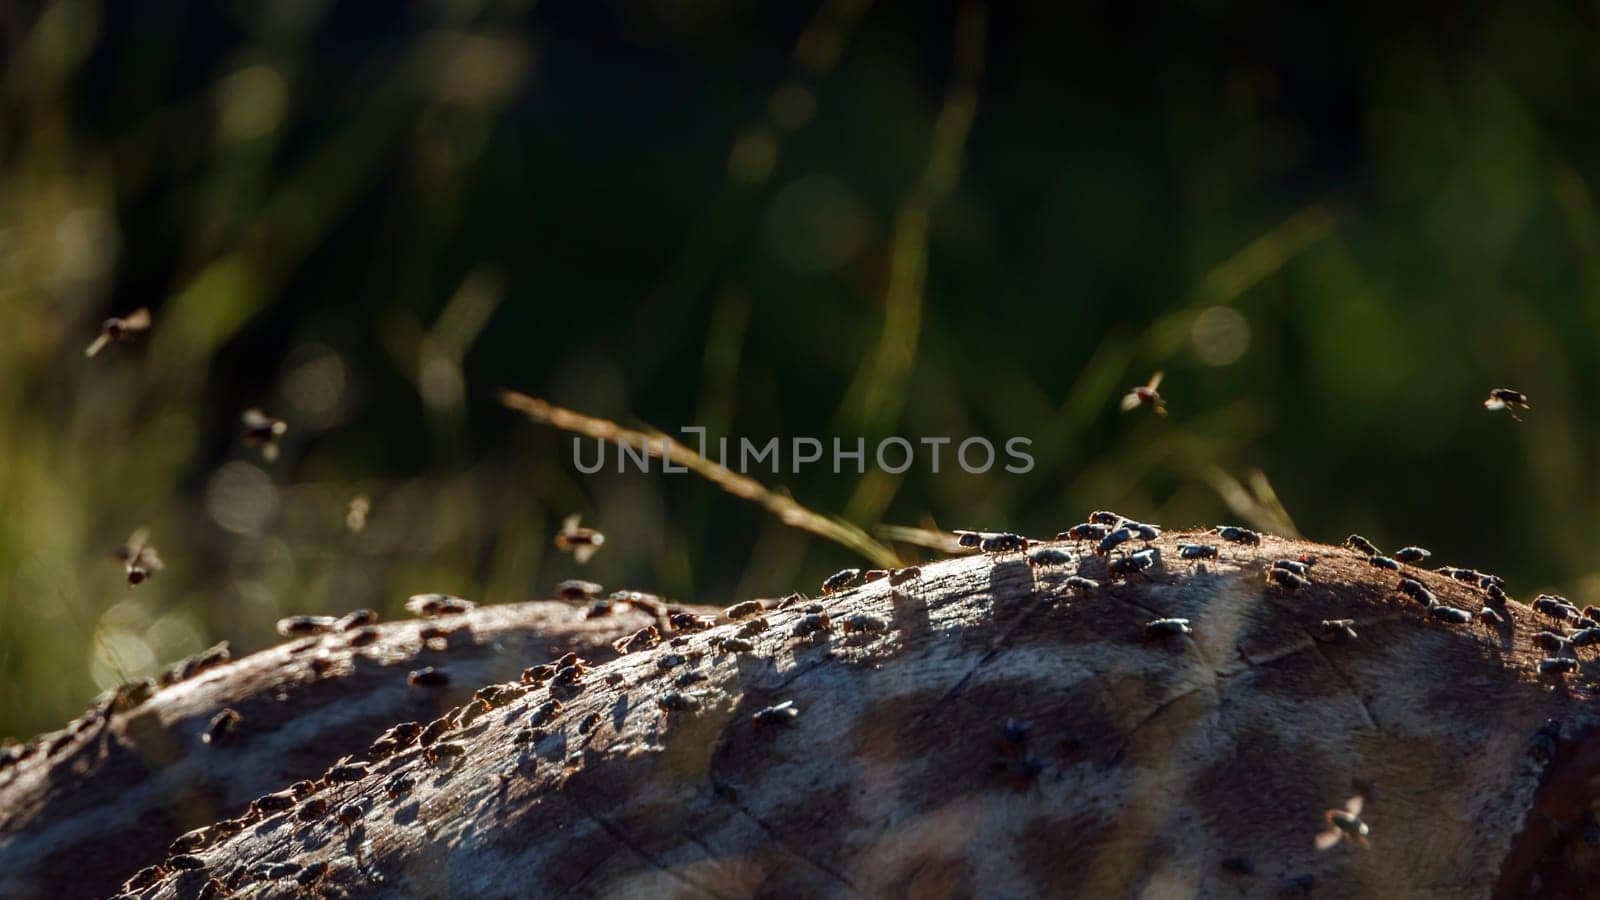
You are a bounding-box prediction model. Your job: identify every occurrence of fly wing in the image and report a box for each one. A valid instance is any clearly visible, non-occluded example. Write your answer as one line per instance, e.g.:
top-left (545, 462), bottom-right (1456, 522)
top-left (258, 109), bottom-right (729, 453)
top-left (1484, 397), bottom-right (1506, 411)
top-left (561, 513), bottom-right (581, 534)
top-left (1345, 796), bottom-right (1364, 816)
top-left (241, 408), bottom-right (270, 430)
top-left (121, 308), bottom-right (152, 331)
top-left (115, 528), bottom-right (150, 562)
top-left (1119, 391), bottom-right (1142, 412)
top-left (573, 543), bottom-right (598, 564)
top-left (85, 334), bottom-right (111, 358)
top-left (1146, 370), bottom-right (1164, 391)
top-left (1314, 828), bottom-right (1342, 851)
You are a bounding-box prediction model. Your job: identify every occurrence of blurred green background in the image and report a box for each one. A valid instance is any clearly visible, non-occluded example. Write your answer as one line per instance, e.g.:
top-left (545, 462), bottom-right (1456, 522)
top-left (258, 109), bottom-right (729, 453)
top-left (3, 0), bottom-right (1599, 738)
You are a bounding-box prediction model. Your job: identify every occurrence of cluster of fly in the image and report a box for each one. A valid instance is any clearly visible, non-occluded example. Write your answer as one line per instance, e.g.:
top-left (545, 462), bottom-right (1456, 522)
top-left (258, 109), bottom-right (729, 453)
top-left (162, 641), bottom-right (232, 686)
top-left (1055, 507), bottom-right (1160, 560)
top-left (276, 608), bottom-right (378, 638)
top-left (1057, 522), bottom-right (1109, 543)
top-left (249, 780), bottom-right (316, 818)
top-left (1534, 594), bottom-right (1582, 623)
top-left (981, 532), bottom-right (1028, 553)
top-left (954, 530), bottom-right (1028, 553)
top-left (1438, 566), bottom-right (1505, 590)
top-left (550, 652), bottom-right (590, 687)
top-left (1531, 597), bottom-right (1600, 677)
top-left (367, 721), bottom-right (423, 760)
top-left (1417, 563), bottom-right (1510, 627)
top-left (406, 593), bottom-right (475, 617)
top-left (1392, 575), bottom-right (1472, 623)
top-left (475, 683), bottom-right (523, 709)
top-left (1398, 578), bottom-right (1437, 608)
top-left (1345, 538), bottom-right (1515, 631)
top-left (1096, 527), bottom-right (1138, 558)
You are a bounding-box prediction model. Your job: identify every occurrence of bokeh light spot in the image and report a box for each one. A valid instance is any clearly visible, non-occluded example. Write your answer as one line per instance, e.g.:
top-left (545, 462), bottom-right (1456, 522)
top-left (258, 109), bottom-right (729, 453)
top-left (769, 81), bottom-right (816, 131)
top-left (1190, 305), bottom-right (1252, 366)
top-left (216, 64), bottom-right (287, 142)
top-left (207, 462), bottom-right (280, 535)
top-left (729, 127), bottom-right (778, 183)
top-left (764, 175), bottom-right (872, 274)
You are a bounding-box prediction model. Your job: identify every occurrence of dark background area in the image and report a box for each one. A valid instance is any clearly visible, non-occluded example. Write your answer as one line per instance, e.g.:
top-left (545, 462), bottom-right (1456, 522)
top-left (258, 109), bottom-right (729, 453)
top-left (2, 0), bottom-right (1597, 737)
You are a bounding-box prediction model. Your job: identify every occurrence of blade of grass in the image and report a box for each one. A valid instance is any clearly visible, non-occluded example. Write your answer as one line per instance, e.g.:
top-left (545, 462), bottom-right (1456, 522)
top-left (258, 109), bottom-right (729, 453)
top-left (836, 1), bottom-right (986, 440)
top-left (1205, 466), bottom-right (1300, 537)
top-left (873, 523), bottom-right (964, 554)
top-left (499, 390), bottom-right (900, 568)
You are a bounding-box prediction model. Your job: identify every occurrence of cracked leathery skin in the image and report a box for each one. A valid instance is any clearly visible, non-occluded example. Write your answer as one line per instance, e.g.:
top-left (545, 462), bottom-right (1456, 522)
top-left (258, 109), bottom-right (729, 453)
top-left (17, 535), bottom-right (1600, 899)
top-left (0, 600), bottom-right (662, 900)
